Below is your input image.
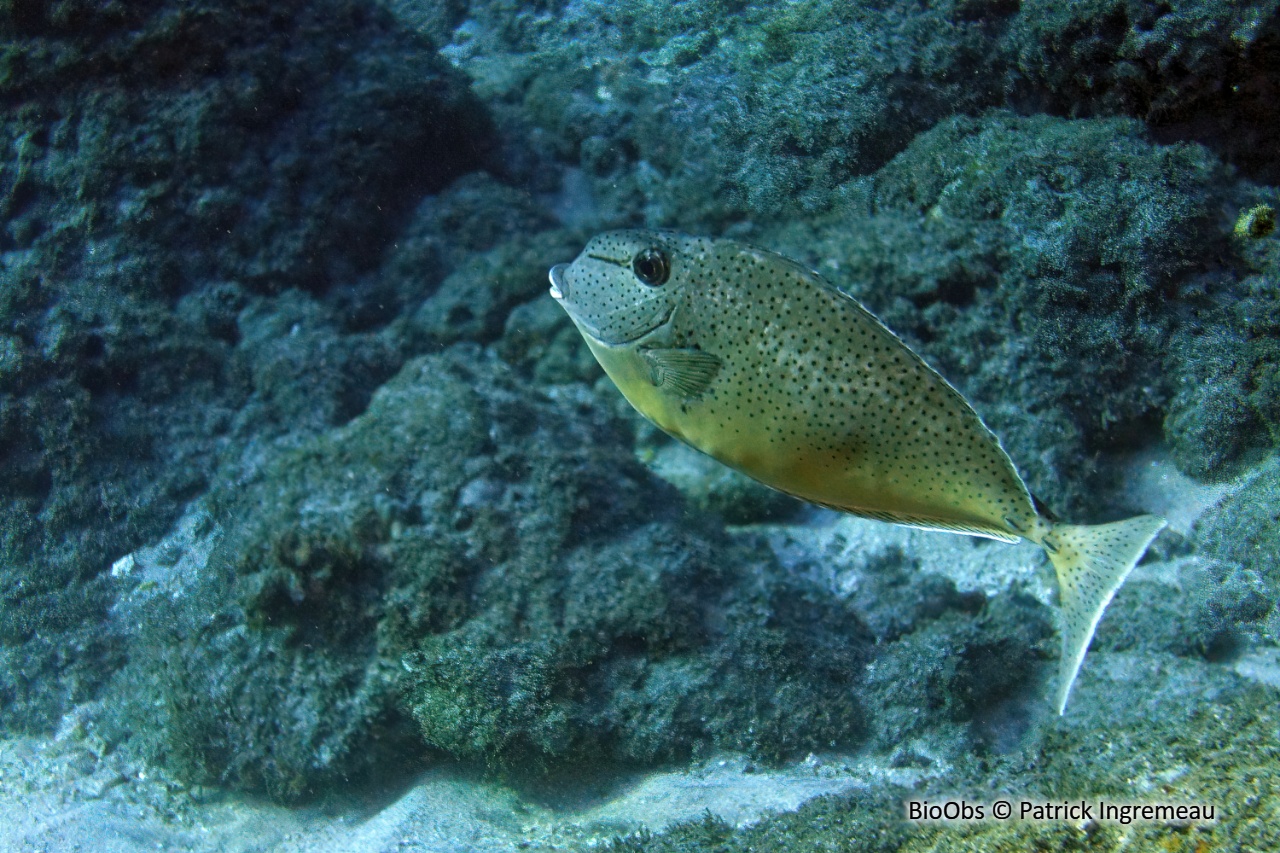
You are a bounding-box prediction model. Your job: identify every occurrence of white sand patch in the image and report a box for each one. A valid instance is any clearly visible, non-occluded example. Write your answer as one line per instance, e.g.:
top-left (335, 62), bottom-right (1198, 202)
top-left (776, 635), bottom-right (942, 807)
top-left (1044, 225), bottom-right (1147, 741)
top-left (555, 752), bottom-right (932, 836)
top-left (1234, 647), bottom-right (1280, 690)
top-left (1114, 449), bottom-right (1244, 536)
top-left (0, 741), bottom-right (935, 853)
top-left (749, 507), bottom-right (1052, 604)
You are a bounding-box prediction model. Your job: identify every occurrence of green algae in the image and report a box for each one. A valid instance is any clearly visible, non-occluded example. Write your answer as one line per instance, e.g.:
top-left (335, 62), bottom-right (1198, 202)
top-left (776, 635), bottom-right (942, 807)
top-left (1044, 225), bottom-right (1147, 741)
top-left (603, 680), bottom-right (1280, 853)
top-left (400, 518), bottom-right (871, 777)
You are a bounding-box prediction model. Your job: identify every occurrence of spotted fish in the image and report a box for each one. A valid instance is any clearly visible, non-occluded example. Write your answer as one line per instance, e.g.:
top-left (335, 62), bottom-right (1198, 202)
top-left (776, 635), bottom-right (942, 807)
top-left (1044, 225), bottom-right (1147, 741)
top-left (549, 230), bottom-right (1166, 714)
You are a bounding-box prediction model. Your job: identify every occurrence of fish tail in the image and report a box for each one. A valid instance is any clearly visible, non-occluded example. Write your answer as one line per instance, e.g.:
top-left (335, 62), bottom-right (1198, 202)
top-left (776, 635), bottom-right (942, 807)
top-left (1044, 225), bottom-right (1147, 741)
top-left (1041, 514), bottom-right (1167, 714)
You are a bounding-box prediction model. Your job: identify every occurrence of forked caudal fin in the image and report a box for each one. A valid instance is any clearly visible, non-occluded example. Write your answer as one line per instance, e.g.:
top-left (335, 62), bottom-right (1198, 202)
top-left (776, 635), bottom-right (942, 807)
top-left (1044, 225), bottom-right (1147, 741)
top-left (1043, 514), bottom-right (1167, 715)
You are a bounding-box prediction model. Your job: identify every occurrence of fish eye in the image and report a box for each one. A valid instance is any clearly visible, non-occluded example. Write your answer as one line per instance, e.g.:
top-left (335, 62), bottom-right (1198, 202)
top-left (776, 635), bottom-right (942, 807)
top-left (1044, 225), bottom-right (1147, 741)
top-left (631, 247), bottom-right (670, 287)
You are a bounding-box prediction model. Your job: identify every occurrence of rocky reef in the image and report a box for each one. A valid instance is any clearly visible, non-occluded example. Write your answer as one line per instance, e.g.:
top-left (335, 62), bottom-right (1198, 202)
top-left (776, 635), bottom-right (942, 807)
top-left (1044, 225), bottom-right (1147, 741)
top-left (1, 0), bottom-right (1278, 849)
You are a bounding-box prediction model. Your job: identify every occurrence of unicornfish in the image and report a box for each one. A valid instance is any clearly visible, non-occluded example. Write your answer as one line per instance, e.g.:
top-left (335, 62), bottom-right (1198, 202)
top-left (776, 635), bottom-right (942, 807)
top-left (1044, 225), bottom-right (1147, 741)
top-left (549, 230), bottom-right (1166, 714)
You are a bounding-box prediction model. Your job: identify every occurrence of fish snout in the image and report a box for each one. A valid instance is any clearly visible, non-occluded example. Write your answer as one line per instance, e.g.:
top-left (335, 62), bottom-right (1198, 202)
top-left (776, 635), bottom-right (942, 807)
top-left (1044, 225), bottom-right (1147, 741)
top-left (548, 264), bottom-right (568, 300)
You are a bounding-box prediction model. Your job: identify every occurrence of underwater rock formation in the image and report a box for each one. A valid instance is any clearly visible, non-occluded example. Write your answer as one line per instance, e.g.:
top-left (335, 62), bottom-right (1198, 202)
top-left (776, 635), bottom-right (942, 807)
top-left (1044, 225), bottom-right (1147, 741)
top-left (103, 349), bottom-right (873, 798)
top-left (0, 0), bottom-right (488, 731)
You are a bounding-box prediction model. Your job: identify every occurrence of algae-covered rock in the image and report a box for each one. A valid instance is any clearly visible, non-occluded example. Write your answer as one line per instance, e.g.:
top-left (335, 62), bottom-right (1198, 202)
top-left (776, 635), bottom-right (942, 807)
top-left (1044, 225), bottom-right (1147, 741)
top-left (860, 586), bottom-right (1052, 754)
top-left (424, 0), bottom-right (1007, 226)
top-left (103, 348), bottom-right (870, 799)
top-left (1006, 0), bottom-right (1280, 184)
top-left (402, 230), bottom-right (576, 349)
top-left (404, 520), bottom-right (869, 774)
top-left (1092, 561), bottom-right (1223, 660)
top-left (0, 0), bottom-right (489, 734)
top-left (498, 295), bottom-right (602, 386)
top-left (644, 442), bottom-right (801, 525)
top-left (372, 173), bottom-right (565, 330)
top-left (104, 349), bottom-right (513, 800)
top-left (607, 662), bottom-right (1277, 853)
top-left (1192, 458), bottom-right (1280, 645)
top-left (230, 290), bottom-right (404, 434)
top-left (1165, 361), bottom-right (1270, 481)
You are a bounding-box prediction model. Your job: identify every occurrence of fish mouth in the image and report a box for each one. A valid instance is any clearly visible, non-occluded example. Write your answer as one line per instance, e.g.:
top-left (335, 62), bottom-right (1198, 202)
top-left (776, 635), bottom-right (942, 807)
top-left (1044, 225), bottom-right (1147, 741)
top-left (548, 264), bottom-right (568, 300)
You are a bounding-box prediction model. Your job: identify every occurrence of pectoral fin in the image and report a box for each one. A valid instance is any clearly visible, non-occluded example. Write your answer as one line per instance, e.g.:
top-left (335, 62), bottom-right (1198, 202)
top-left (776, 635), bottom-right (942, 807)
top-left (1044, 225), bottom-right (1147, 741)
top-left (640, 348), bottom-right (722, 398)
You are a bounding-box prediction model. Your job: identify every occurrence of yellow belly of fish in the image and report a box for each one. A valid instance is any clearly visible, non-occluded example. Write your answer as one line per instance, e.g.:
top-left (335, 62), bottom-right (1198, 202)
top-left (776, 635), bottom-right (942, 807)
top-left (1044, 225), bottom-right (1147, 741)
top-left (584, 333), bottom-right (1016, 537)
top-left (693, 407), bottom-right (990, 529)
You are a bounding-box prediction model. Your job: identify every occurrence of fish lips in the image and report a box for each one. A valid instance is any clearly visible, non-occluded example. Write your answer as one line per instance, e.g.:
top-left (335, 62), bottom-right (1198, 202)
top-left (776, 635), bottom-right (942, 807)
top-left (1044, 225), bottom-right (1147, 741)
top-left (548, 263), bottom-right (568, 300)
top-left (548, 262), bottom-right (593, 331)
top-left (548, 262), bottom-right (597, 335)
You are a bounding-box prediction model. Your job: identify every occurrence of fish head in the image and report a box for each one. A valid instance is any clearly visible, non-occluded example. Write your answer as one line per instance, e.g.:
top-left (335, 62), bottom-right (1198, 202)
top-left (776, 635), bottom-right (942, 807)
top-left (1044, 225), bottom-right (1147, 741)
top-left (549, 230), bottom-right (691, 345)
